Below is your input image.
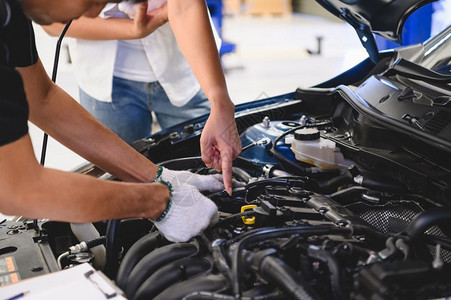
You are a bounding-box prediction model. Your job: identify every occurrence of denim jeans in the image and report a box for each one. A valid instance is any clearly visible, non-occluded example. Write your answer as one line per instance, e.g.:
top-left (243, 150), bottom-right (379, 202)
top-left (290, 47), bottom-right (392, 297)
top-left (80, 76), bottom-right (211, 144)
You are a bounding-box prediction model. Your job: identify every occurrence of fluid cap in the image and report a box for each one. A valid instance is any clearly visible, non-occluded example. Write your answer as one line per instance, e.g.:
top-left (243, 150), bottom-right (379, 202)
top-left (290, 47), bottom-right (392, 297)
top-left (294, 128), bottom-right (320, 141)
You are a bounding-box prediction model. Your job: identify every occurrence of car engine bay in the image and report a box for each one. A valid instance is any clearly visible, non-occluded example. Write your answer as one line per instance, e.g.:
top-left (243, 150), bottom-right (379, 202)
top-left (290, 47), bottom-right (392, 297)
top-left (1, 23), bottom-right (450, 300)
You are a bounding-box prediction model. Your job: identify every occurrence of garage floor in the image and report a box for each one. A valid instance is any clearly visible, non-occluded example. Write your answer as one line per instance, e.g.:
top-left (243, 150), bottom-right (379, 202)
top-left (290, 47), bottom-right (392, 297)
top-left (29, 13), bottom-right (366, 172)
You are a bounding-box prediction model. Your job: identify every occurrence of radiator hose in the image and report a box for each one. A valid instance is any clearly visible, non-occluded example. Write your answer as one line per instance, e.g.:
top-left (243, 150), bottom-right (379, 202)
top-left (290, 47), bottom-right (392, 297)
top-left (246, 249), bottom-right (317, 300)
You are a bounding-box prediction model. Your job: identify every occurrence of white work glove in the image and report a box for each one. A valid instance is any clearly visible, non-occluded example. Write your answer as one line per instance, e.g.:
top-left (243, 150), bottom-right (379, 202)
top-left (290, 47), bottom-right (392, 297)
top-left (153, 183), bottom-right (219, 243)
top-left (155, 167), bottom-right (226, 192)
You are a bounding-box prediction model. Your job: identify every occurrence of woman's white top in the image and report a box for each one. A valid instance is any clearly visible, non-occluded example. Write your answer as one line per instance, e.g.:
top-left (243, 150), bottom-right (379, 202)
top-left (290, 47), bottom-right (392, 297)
top-left (67, 1), bottom-right (221, 106)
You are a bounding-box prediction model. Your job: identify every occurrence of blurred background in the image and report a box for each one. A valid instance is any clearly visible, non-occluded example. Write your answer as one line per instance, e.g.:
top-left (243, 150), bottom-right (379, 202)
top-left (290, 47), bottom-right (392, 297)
top-left (30, 0), bottom-right (451, 171)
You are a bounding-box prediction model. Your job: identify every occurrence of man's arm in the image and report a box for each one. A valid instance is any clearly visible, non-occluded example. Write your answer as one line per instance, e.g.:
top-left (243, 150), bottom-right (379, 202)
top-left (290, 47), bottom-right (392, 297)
top-left (17, 59), bottom-right (159, 183)
top-left (168, 0), bottom-right (242, 195)
top-left (42, 3), bottom-right (168, 40)
top-left (0, 134), bottom-right (169, 222)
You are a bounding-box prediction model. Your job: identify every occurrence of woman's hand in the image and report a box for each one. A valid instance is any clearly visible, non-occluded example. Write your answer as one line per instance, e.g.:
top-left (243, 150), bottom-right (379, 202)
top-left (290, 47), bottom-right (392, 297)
top-left (129, 2), bottom-right (168, 39)
top-left (200, 100), bottom-right (241, 195)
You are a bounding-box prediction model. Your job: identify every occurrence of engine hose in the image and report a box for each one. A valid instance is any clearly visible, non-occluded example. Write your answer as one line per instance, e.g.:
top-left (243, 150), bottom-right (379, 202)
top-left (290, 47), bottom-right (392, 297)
top-left (232, 167), bottom-right (252, 183)
top-left (233, 281), bottom-right (284, 299)
top-left (406, 208), bottom-right (451, 239)
top-left (246, 178), bottom-right (306, 190)
top-left (156, 274), bottom-right (229, 300)
top-left (105, 219), bottom-right (120, 278)
top-left (116, 232), bottom-right (168, 290)
top-left (315, 173), bottom-right (353, 194)
top-left (307, 247), bottom-right (348, 300)
top-left (361, 177), bottom-right (405, 193)
top-left (134, 257), bottom-right (212, 300)
top-left (126, 242), bottom-right (199, 299)
top-left (70, 223), bottom-right (106, 269)
top-left (265, 166), bottom-right (295, 178)
top-left (260, 256), bottom-right (316, 300)
top-left (86, 236), bottom-right (106, 248)
top-left (68, 237), bottom-right (107, 255)
top-left (328, 186), bottom-right (367, 198)
top-left (211, 239), bottom-right (233, 281)
top-left (182, 291), bottom-right (283, 300)
top-left (230, 226), bottom-right (351, 299)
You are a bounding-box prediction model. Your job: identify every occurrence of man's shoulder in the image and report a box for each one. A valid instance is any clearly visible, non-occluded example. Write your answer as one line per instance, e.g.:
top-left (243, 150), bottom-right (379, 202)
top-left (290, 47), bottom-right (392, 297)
top-left (0, 0), bottom-right (37, 68)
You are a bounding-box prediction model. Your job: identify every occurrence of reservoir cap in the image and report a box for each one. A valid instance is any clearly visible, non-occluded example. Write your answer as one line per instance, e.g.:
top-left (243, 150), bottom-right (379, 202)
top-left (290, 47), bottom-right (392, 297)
top-left (294, 128), bottom-right (320, 141)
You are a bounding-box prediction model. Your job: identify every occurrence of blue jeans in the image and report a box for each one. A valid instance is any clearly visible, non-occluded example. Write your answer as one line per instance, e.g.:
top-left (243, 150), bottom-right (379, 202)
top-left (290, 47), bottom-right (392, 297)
top-left (80, 76), bottom-right (211, 144)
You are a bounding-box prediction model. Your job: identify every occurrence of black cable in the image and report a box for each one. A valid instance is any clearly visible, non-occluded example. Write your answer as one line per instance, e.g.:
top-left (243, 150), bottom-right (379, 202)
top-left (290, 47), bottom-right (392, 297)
top-left (40, 19), bottom-right (72, 166)
top-left (34, 20), bottom-right (72, 230)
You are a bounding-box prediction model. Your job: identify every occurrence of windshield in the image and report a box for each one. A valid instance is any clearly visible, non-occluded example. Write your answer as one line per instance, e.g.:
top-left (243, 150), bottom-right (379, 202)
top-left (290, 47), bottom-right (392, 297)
top-left (421, 26), bottom-right (451, 74)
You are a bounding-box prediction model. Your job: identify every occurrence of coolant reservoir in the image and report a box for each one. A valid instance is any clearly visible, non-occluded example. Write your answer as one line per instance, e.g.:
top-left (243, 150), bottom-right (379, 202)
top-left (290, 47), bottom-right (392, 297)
top-left (290, 128), bottom-right (350, 170)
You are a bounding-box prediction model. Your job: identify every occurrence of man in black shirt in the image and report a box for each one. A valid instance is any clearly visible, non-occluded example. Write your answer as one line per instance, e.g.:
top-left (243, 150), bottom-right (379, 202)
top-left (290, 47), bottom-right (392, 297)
top-left (0, 0), bottom-right (36, 146)
top-left (0, 0), bottom-right (235, 242)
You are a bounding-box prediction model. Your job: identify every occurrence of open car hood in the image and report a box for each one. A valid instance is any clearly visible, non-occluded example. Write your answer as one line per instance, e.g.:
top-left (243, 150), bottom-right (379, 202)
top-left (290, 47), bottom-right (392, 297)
top-left (315, 0), bottom-right (437, 62)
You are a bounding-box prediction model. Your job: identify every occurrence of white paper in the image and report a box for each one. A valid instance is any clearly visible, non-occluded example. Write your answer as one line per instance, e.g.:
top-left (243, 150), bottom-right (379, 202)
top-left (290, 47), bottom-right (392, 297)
top-left (0, 263), bottom-right (125, 300)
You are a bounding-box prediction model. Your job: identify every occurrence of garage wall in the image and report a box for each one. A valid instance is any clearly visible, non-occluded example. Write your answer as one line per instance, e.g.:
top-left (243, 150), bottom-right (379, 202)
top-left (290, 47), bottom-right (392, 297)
top-left (292, 0), bottom-right (340, 21)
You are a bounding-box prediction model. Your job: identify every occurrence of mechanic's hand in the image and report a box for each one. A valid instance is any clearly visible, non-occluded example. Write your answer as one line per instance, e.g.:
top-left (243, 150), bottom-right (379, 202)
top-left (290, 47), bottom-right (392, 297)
top-left (152, 183), bottom-right (219, 242)
top-left (156, 167), bottom-right (245, 192)
top-left (200, 103), bottom-right (241, 195)
top-left (119, 1), bottom-right (168, 39)
top-left (156, 167), bottom-right (224, 192)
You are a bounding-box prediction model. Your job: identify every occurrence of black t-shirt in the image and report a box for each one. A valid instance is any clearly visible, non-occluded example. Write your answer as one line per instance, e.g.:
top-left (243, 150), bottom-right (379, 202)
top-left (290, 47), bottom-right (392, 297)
top-left (0, 0), bottom-right (38, 146)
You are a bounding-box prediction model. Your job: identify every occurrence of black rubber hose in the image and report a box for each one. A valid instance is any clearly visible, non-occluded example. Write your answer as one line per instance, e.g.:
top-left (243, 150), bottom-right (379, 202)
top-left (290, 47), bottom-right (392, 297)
top-left (116, 232), bottom-right (168, 290)
top-left (183, 293), bottom-right (235, 300)
top-left (230, 226), bottom-right (351, 298)
top-left (246, 178), bottom-right (306, 190)
top-left (182, 291), bottom-right (283, 300)
top-left (86, 236), bottom-right (106, 249)
top-left (308, 247), bottom-right (347, 300)
top-left (260, 256), bottom-right (316, 300)
top-left (126, 242), bottom-right (199, 299)
top-left (315, 172), bottom-right (353, 194)
top-left (156, 274), bottom-right (229, 300)
top-left (134, 257), bottom-right (212, 300)
top-left (361, 177), bottom-right (405, 193)
top-left (105, 219), bottom-right (120, 278)
top-left (406, 208), bottom-right (451, 239)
